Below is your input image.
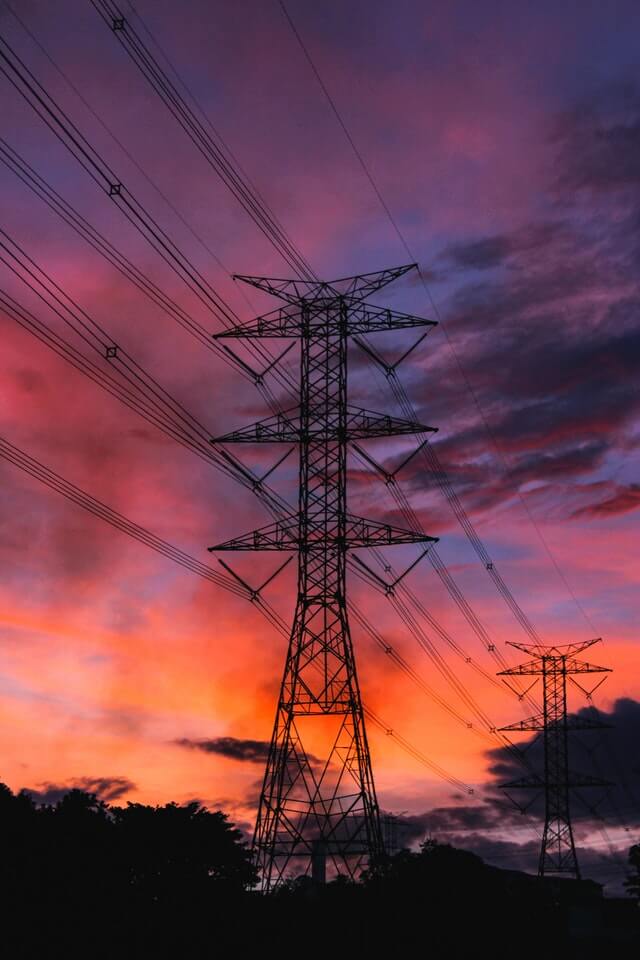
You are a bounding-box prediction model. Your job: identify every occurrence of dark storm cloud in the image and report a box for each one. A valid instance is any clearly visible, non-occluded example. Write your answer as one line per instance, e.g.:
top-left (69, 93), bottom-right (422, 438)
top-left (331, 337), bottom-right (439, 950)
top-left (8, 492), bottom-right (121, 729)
top-left (443, 222), bottom-right (564, 272)
top-left (26, 776), bottom-right (136, 805)
top-left (386, 794), bottom-right (525, 848)
top-left (403, 86), bottom-right (640, 520)
top-left (406, 436), bottom-right (609, 498)
top-left (175, 735), bottom-right (325, 769)
top-left (554, 84), bottom-right (640, 193)
top-left (175, 736), bottom-right (272, 763)
top-left (488, 322), bottom-right (640, 432)
top-left (433, 291), bottom-right (640, 458)
top-left (488, 692), bottom-right (640, 784)
top-left (444, 235), bottom-right (512, 271)
top-left (499, 441), bottom-right (609, 486)
top-left (572, 484), bottom-right (640, 519)
top-left (389, 699), bottom-right (640, 889)
top-left (486, 697), bottom-right (640, 824)
top-left (366, 292), bottom-right (639, 511)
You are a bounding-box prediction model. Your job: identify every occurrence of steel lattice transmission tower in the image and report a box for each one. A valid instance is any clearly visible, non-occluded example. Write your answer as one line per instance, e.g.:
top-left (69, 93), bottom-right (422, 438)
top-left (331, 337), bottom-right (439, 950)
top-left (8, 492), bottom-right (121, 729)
top-left (498, 639), bottom-right (611, 878)
top-left (209, 265), bottom-right (437, 888)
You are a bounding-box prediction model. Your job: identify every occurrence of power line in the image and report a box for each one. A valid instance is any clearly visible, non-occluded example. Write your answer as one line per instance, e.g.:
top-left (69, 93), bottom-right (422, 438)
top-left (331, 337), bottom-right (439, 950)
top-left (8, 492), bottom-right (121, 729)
top-left (0, 209), bottom-right (548, 802)
top-left (0, 24), bottom-right (297, 398)
top-left (0, 136), bottom-right (254, 381)
top-left (121, 0), bottom-right (298, 274)
top-left (0, 270), bottom-right (508, 764)
top-left (0, 101), bottom-right (587, 842)
top-left (1, 1), bottom-right (620, 840)
top-left (0, 431), bottom-right (472, 794)
top-left (2, 265), bottom-right (620, 862)
top-left (0, 280), bottom-right (294, 519)
top-left (3, 0), bottom-right (268, 331)
top-left (0, 220), bottom-right (527, 760)
top-left (77, 1), bottom-right (581, 733)
top-left (0, 29), bottom-right (234, 322)
top-left (0, 436), bottom-right (249, 595)
top-left (92, 0), bottom-right (559, 658)
top-left (81, 0), bottom-right (602, 659)
top-left (90, 0), bottom-right (316, 281)
top-left (276, 0), bottom-right (599, 639)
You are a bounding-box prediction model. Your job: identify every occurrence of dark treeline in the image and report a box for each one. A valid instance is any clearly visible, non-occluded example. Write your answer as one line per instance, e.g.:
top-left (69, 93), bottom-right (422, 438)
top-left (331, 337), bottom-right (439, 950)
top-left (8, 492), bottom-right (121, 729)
top-left (1, 783), bottom-right (638, 957)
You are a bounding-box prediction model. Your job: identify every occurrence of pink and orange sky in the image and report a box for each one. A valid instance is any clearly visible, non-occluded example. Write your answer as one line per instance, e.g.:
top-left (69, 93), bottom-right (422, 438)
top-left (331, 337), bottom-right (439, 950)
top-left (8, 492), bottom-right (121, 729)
top-left (1, 0), bottom-right (638, 886)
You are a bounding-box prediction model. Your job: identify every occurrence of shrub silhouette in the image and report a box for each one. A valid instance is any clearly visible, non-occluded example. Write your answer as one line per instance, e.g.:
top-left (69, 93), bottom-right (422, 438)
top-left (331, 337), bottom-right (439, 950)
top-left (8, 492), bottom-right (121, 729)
top-left (1, 782), bottom-right (637, 954)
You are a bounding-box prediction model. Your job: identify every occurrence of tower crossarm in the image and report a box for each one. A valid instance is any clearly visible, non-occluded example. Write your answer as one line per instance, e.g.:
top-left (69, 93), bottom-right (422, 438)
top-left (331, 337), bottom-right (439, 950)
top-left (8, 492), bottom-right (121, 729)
top-left (501, 714), bottom-right (612, 733)
top-left (500, 714), bottom-right (545, 732)
top-left (500, 773), bottom-right (544, 789)
top-left (499, 658), bottom-right (611, 677)
top-left (502, 772), bottom-right (613, 790)
top-left (498, 659), bottom-right (547, 676)
top-left (212, 406), bottom-right (437, 443)
top-left (209, 517), bottom-right (298, 551)
top-left (506, 638), bottom-right (603, 658)
top-left (564, 658), bottom-right (612, 675)
top-left (344, 515), bottom-right (438, 548)
top-left (213, 300), bottom-right (436, 339)
top-left (210, 515), bottom-right (438, 552)
top-left (232, 264), bottom-right (418, 304)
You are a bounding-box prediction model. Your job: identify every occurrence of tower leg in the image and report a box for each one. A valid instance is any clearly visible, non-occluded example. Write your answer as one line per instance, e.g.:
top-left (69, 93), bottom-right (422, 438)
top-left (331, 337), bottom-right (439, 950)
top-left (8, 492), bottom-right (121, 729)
top-left (252, 602), bottom-right (383, 890)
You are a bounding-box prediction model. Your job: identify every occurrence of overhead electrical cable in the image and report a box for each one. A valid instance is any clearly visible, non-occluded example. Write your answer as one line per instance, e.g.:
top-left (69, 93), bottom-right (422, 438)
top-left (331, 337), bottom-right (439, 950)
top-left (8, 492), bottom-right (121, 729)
top-left (0, 26), bottom-right (297, 401)
top-left (90, 0), bottom-right (316, 281)
top-left (0, 173), bottom-right (538, 786)
top-left (0, 93), bottom-right (549, 809)
top-left (91, 0), bottom-right (562, 656)
top-left (0, 437), bottom-right (251, 597)
top-left (0, 281), bottom-right (295, 524)
top-left (351, 450), bottom-right (540, 706)
top-left (0, 136), bottom-right (296, 401)
top-left (80, 0), bottom-right (559, 724)
top-left (276, 0), bottom-right (599, 639)
top-left (78, 0), bottom-right (576, 717)
top-left (0, 273), bottom-right (517, 762)
top-left (0, 137), bottom-right (250, 377)
top-left (2, 0), bottom-right (242, 291)
top-left (121, 0), bottom-right (300, 277)
top-left (0, 432), bottom-right (472, 794)
top-left (0, 4), bottom-right (600, 808)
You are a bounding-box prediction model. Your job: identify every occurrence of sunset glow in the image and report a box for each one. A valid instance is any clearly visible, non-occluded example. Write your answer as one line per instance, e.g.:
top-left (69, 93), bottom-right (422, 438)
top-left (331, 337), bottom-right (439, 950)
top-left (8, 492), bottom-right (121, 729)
top-left (1, 0), bottom-right (638, 888)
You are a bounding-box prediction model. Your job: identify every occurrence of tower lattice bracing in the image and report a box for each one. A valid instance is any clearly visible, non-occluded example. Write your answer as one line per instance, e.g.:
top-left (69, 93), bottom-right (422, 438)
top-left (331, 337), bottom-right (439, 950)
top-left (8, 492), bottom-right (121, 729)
top-left (498, 639), bottom-right (611, 878)
top-left (209, 266), bottom-right (437, 889)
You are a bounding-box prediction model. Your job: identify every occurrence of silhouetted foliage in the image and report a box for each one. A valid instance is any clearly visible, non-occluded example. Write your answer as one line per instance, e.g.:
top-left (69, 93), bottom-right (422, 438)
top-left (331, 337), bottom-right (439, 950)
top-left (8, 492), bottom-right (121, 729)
top-left (262, 838), bottom-right (639, 956)
top-left (111, 799), bottom-right (256, 901)
top-left (1, 783), bottom-right (637, 956)
top-left (0, 782), bottom-right (257, 953)
top-left (626, 844), bottom-right (640, 899)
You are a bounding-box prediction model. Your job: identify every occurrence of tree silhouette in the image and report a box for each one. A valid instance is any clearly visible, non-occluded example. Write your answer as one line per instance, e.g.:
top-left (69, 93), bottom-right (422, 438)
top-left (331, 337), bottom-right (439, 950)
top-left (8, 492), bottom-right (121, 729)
top-left (1, 783), bottom-right (638, 953)
top-left (0, 781), bottom-right (257, 952)
top-left (626, 844), bottom-right (640, 899)
top-left (111, 799), bottom-right (257, 903)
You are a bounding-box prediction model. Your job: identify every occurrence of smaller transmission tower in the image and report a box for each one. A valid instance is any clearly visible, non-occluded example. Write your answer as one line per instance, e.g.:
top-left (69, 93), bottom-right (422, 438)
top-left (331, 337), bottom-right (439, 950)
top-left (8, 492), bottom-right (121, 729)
top-left (498, 639), bottom-right (611, 878)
